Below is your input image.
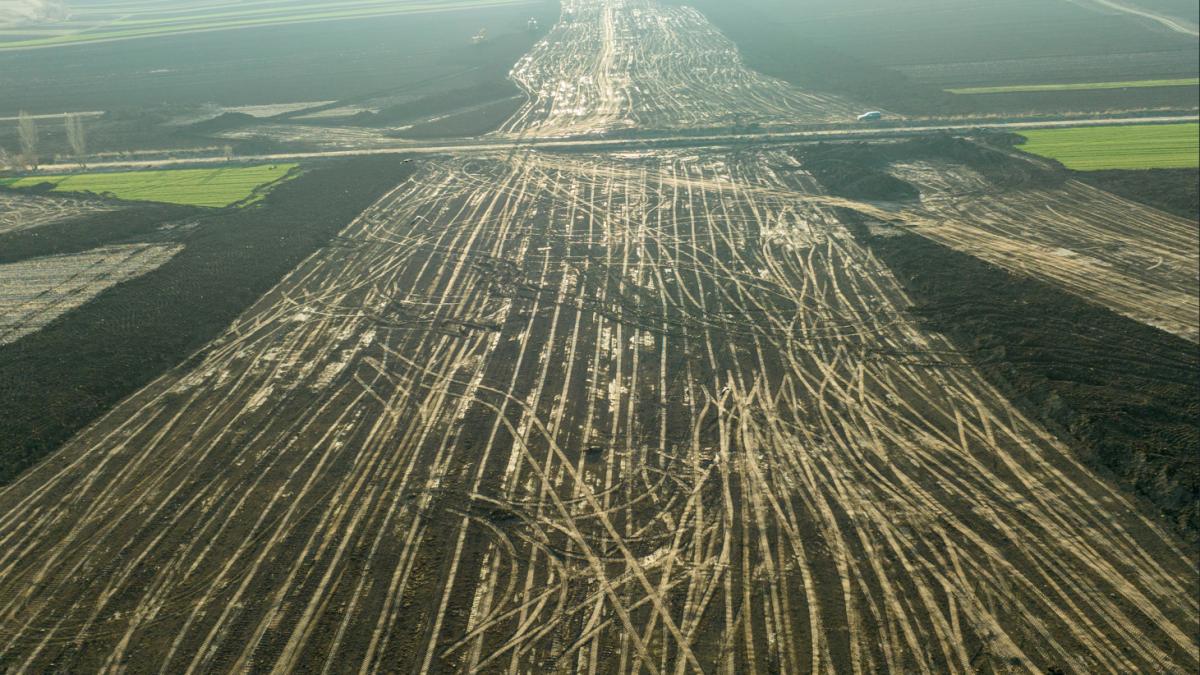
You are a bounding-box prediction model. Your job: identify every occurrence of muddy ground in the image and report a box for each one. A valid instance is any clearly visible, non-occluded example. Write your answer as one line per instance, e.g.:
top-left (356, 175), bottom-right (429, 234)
top-left (846, 210), bottom-right (1199, 538)
top-left (0, 150), bottom-right (1194, 673)
top-left (0, 156), bottom-right (416, 485)
top-left (1072, 168), bottom-right (1199, 222)
top-left (802, 136), bottom-right (1199, 538)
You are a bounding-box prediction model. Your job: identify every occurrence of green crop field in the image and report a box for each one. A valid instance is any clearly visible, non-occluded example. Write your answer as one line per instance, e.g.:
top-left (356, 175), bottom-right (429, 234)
top-left (0, 165), bottom-right (299, 207)
top-left (948, 78), bottom-right (1200, 95)
top-left (1017, 123), bottom-right (1200, 171)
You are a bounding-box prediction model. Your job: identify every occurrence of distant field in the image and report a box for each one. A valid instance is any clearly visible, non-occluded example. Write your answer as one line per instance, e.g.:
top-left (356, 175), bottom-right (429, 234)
top-left (1018, 123), bottom-right (1200, 170)
top-left (0, 165), bottom-right (299, 207)
top-left (0, 0), bottom-right (540, 51)
top-left (949, 78), bottom-right (1199, 95)
top-left (677, 0), bottom-right (1198, 115)
top-left (0, 2), bottom-right (557, 129)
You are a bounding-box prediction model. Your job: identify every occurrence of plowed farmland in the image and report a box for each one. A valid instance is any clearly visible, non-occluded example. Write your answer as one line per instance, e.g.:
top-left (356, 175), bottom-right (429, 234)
top-left (0, 0), bottom-right (1196, 673)
top-left (887, 159), bottom-right (1200, 341)
top-left (0, 244), bottom-right (181, 346)
top-left (0, 149), bottom-right (1195, 672)
top-left (0, 192), bottom-right (119, 235)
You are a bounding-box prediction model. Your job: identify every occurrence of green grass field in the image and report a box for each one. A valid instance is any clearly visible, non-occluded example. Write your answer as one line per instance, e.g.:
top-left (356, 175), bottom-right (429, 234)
top-left (1017, 123), bottom-right (1200, 171)
top-left (948, 78), bottom-right (1200, 95)
top-left (0, 165), bottom-right (299, 208)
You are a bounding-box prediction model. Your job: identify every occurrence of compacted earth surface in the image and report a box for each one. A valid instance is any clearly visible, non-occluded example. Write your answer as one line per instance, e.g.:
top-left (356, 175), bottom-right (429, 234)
top-left (0, 1), bottom-right (1196, 673)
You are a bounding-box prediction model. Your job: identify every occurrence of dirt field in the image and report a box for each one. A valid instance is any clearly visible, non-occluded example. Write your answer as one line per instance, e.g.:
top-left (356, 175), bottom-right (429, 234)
top-left (499, 0), bottom-right (858, 136)
top-left (0, 244), bottom-right (181, 346)
top-left (678, 0), bottom-right (1199, 116)
top-left (887, 159), bottom-right (1200, 341)
top-left (0, 158), bottom-right (413, 487)
top-left (0, 192), bottom-right (119, 235)
top-left (0, 150), bottom-right (1195, 672)
top-left (0, 1), bottom-right (1196, 672)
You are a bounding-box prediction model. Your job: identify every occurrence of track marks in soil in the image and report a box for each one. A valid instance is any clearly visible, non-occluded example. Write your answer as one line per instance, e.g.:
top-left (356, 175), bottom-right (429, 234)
top-left (0, 151), bottom-right (1194, 673)
top-left (0, 193), bottom-right (119, 235)
top-left (889, 160), bottom-right (1200, 341)
top-left (0, 244), bottom-right (182, 346)
top-left (499, 0), bottom-right (858, 137)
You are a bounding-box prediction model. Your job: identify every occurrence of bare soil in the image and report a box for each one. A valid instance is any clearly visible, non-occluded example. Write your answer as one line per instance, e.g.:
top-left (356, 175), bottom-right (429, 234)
top-left (824, 142), bottom-right (1200, 538)
top-left (0, 156), bottom-right (415, 485)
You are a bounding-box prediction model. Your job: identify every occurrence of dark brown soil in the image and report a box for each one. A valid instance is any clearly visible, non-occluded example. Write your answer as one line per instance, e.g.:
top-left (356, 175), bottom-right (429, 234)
top-left (0, 193), bottom-right (199, 264)
top-left (0, 156), bottom-right (417, 485)
top-left (790, 144), bottom-right (920, 201)
top-left (1073, 168), bottom-right (1199, 222)
top-left (365, 81), bottom-right (522, 127)
top-left (795, 134), bottom-right (1065, 202)
top-left (390, 96), bottom-right (525, 140)
top-left (841, 209), bottom-right (1200, 540)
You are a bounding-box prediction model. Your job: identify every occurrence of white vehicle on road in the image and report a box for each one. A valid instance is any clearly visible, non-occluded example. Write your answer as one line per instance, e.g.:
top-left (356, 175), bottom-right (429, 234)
top-left (857, 110), bottom-right (883, 122)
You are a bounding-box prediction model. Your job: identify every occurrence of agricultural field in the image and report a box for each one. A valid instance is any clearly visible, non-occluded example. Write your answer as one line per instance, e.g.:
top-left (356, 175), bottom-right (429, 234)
top-left (0, 0), bottom-right (558, 158)
top-left (1, 164), bottom-right (299, 207)
top-left (1015, 122), bottom-right (1200, 170)
top-left (676, 0), bottom-right (1199, 115)
top-left (0, 244), bottom-right (181, 346)
top-left (0, 0), bottom-right (544, 51)
top-left (0, 192), bottom-right (119, 235)
top-left (947, 77), bottom-right (1200, 95)
top-left (1, 145), bottom-right (1196, 673)
top-left (0, 156), bottom-right (415, 485)
top-left (887, 157), bottom-right (1200, 338)
top-left (0, 1), bottom-right (1197, 673)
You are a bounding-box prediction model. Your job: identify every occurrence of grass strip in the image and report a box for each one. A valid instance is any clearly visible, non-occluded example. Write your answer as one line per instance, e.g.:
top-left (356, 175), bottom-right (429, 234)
top-left (1017, 123), bottom-right (1199, 171)
top-left (948, 78), bottom-right (1199, 95)
top-left (1, 164), bottom-right (298, 208)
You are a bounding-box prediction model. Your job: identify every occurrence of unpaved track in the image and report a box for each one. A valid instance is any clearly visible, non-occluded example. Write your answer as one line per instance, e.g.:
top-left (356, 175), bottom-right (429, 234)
top-left (1072, 0), bottom-right (1200, 37)
top-left (0, 1), bottom-right (1196, 673)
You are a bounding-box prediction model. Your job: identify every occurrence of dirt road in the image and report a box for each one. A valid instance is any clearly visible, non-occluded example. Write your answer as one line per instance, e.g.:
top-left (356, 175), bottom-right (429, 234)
top-left (30, 114), bottom-right (1200, 174)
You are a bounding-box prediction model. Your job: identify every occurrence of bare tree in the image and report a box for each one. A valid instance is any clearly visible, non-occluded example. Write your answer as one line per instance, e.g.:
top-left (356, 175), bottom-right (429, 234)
top-left (18, 111), bottom-right (38, 170)
top-left (0, 146), bottom-right (14, 173)
top-left (65, 114), bottom-right (87, 167)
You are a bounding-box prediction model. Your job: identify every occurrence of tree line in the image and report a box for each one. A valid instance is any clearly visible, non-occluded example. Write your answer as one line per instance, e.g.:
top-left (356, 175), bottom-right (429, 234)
top-left (0, 111), bottom-right (87, 172)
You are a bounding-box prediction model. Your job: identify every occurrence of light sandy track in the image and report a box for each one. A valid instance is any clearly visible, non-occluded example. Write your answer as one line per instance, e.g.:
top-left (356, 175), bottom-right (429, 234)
top-left (0, 193), bottom-right (119, 235)
top-left (888, 160), bottom-right (1200, 341)
top-left (0, 151), bottom-right (1194, 672)
top-left (498, 0), bottom-right (859, 137)
top-left (0, 243), bottom-right (182, 346)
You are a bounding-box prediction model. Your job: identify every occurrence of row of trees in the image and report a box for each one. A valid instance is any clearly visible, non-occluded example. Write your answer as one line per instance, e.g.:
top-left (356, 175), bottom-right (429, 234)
top-left (0, 112), bottom-right (87, 172)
